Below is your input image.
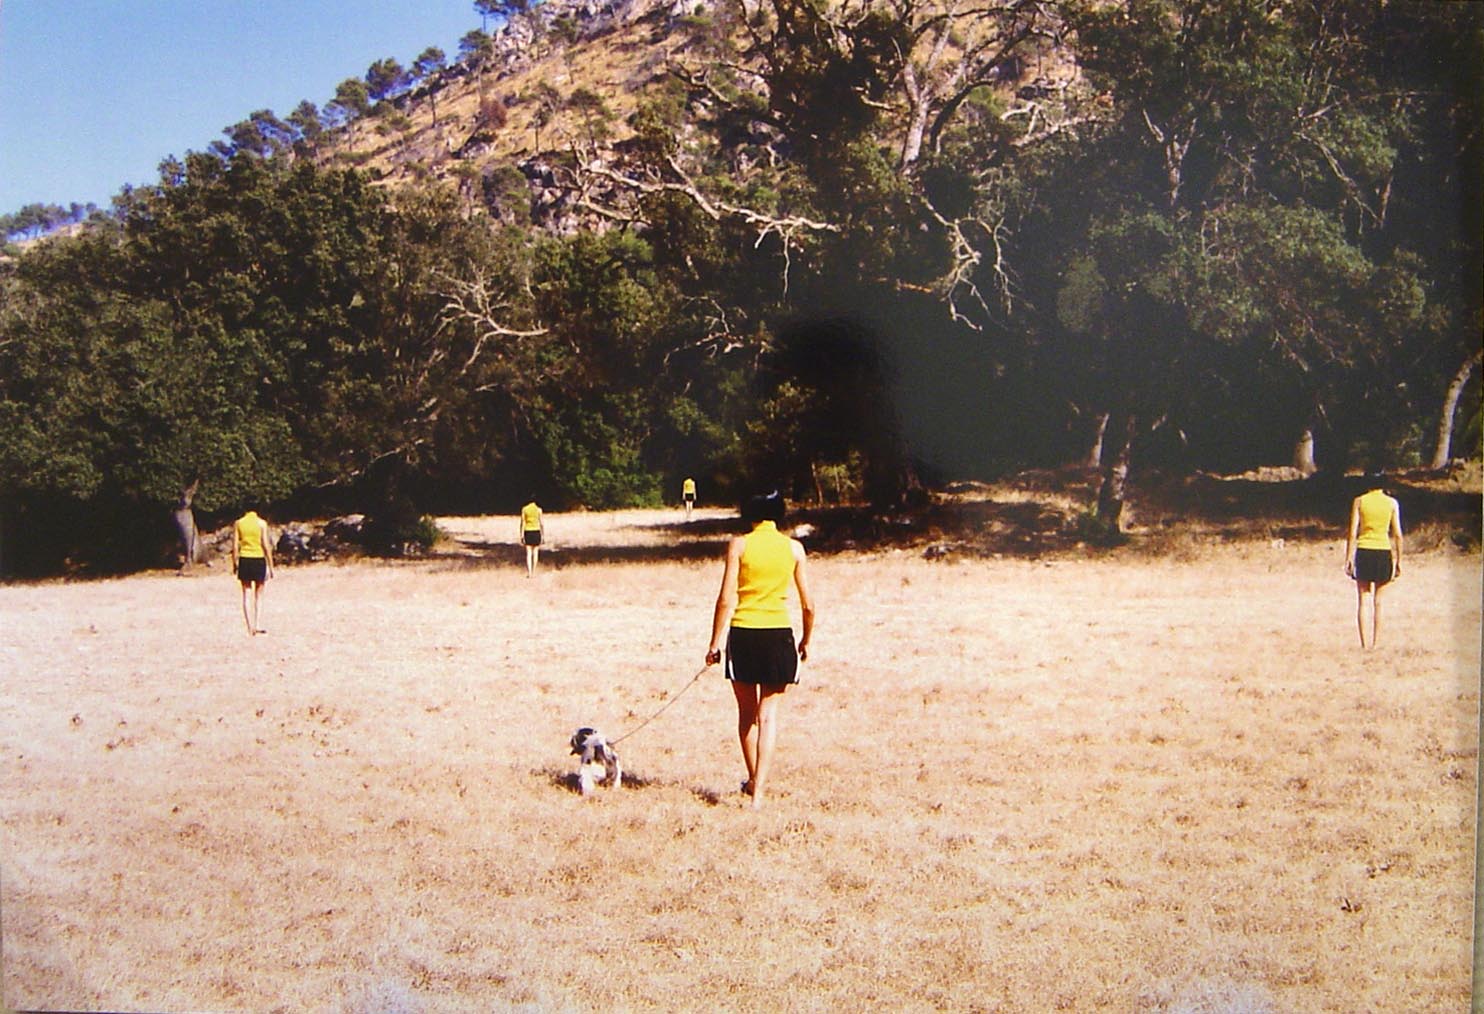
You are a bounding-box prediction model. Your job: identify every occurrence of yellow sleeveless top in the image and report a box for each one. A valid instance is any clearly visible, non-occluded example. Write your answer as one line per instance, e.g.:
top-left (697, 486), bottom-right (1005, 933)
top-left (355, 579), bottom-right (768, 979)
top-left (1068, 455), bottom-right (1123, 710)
top-left (235, 511), bottom-right (265, 558)
top-left (732, 521), bottom-right (795, 629)
top-left (521, 503), bottom-right (542, 531)
top-left (683, 478), bottom-right (696, 496)
top-left (1355, 490), bottom-right (1397, 551)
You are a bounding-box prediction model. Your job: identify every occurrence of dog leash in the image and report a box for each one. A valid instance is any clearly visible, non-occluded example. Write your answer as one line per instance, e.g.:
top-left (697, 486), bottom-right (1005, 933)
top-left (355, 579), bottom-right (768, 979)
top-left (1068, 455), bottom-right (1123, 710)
top-left (610, 665), bottom-right (711, 745)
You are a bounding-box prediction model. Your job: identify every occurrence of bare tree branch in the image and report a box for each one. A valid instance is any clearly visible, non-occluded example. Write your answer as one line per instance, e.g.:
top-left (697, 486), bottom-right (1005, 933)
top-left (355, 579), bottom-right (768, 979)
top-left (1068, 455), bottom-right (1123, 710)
top-left (432, 268), bottom-right (548, 380)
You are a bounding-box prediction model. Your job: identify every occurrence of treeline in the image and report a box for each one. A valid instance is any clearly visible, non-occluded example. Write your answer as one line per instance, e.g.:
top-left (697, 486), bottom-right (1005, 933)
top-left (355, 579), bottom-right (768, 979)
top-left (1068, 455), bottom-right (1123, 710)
top-left (0, 0), bottom-right (1480, 575)
top-left (1, 202), bottom-right (100, 243)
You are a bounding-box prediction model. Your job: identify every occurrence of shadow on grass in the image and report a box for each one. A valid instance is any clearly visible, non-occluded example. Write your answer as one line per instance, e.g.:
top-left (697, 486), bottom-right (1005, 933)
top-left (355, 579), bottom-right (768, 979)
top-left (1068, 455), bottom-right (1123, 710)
top-left (427, 470), bottom-right (1480, 569)
top-left (428, 537), bottom-right (726, 570)
top-left (538, 765), bottom-right (737, 806)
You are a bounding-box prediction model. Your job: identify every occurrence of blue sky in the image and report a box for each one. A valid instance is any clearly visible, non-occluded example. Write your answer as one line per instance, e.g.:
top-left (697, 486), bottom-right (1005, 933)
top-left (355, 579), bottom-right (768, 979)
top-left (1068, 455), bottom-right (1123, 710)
top-left (0, 1), bottom-right (486, 213)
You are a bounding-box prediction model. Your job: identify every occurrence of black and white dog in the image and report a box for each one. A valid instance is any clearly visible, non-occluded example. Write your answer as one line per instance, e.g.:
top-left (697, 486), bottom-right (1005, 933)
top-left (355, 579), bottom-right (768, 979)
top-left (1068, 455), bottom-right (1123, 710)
top-left (569, 727), bottom-right (622, 796)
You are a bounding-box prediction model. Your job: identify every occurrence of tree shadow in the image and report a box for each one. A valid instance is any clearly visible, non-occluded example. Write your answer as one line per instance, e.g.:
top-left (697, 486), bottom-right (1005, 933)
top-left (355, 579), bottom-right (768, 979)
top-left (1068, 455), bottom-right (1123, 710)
top-left (425, 471), bottom-right (1480, 571)
top-left (427, 537), bottom-right (726, 571)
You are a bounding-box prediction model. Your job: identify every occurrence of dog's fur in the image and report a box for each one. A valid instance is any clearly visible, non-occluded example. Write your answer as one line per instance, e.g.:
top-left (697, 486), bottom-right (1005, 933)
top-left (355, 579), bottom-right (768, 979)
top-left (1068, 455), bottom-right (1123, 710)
top-left (569, 727), bottom-right (622, 796)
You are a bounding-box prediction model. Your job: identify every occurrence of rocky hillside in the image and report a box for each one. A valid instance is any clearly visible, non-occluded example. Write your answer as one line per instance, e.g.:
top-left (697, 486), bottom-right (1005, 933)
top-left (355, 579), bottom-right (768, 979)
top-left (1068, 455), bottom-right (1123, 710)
top-left (310, 0), bottom-right (1080, 232)
top-left (318, 0), bottom-right (721, 221)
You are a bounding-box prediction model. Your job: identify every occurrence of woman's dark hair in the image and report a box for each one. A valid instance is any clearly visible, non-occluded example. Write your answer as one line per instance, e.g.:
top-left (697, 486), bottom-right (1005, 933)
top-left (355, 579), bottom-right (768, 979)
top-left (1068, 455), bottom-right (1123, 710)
top-left (740, 490), bottom-right (786, 525)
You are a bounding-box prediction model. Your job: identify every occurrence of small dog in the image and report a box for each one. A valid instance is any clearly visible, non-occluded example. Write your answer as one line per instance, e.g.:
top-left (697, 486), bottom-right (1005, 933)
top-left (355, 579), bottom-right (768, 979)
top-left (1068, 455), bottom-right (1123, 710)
top-left (569, 727), bottom-right (622, 796)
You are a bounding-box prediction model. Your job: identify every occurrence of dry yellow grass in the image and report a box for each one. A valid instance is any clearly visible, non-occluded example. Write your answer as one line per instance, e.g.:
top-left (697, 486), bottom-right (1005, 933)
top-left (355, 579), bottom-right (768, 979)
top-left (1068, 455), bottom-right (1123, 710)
top-left (1, 508), bottom-right (1478, 1013)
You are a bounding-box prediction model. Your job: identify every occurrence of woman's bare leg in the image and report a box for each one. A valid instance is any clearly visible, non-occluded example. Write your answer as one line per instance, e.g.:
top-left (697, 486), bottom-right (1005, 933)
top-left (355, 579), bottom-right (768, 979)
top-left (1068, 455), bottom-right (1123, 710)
top-left (1371, 582), bottom-right (1387, 649)
top-left (1355, 582), bottom-right (1373, 648)
top-left (241, 583), bottom-right (255, 636)
top-left (749, 685), bottom-right (787, 809)
top-left (731, 681), bottom-right (760, 790)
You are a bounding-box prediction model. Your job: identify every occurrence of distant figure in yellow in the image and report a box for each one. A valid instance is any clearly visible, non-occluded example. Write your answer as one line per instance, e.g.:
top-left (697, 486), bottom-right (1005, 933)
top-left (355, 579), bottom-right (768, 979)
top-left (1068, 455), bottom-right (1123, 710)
top-left (1344, 470), bottom-right (1402, 649)
top-left (705, 490), bottom-right (815, 809)
top-left (682, 476), bottom-right (697, 521)
top-left (231, 508), bottom-right (274, 636)
top-left (519, 496), bottom-right (545, 577)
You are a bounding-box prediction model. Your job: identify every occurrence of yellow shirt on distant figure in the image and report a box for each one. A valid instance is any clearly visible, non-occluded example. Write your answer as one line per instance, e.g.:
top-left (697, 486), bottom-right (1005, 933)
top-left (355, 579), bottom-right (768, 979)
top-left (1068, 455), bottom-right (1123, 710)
top-left (1355, 490), bottom-right (1399, 550)
top-left (235, 511), bottom-right (266, 558)
top-left (521, 502), bottom-right (543, 531)
top-left (732, 521), bottom-right (795, 629)
top-left (683, 478), bottom-right (696, 497)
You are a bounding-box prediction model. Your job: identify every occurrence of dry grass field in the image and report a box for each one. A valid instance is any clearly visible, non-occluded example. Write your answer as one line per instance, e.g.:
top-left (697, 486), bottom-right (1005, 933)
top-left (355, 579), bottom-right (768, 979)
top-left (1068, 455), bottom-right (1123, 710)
top-left (1, 504), bottom-right (1478, 1013)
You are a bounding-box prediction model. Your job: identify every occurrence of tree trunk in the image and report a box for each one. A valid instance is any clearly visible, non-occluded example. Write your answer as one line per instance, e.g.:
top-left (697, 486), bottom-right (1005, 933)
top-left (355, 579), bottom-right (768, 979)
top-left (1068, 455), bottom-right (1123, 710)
top-left (1430, 348), bottom-right (1482, 470)
top-left (900, 63), bottom-right (931, 168)
top-left (1095, 413), bottom-right (1137, 527)
top-left (1292, 426), bottom-right (1318, 477)
top-left (1085, 411), bottom-right (1110, 469)
top-left (865, 451), bottom-right (926, 510)
top-left (173, 480), bottom-right (201, 571)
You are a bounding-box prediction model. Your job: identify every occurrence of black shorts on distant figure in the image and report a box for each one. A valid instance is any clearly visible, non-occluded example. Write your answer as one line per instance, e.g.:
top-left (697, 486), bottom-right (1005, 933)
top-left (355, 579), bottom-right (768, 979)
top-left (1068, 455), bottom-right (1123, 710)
top-left (725, 627), bottom-right (798, 685)
top-left (1353, 548), bottom-right (1392, 584)
top-left (237, 557), bottom-right (267, 583)
top-left (523, 530), bottom-right (542, 547)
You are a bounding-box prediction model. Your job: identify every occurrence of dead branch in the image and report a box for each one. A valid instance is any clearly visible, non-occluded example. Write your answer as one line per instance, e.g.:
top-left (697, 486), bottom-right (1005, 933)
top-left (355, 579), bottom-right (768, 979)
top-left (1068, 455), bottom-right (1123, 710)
top-left (432, 269), bottom-right (548, 380)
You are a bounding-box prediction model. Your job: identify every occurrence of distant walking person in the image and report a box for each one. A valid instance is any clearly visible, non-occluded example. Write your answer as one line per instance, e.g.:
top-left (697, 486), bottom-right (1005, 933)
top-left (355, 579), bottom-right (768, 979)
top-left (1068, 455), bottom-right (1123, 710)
top-left (520, 496), bottom-right (544, 577)
top-left (1344, 470), bottom-right (1402, 649)
top-left (231, 507), bottom-right (274, 636)
top-left (682, 476), bottom-right (697, 521)
top-left (705, 491), bottom-right (814, 809)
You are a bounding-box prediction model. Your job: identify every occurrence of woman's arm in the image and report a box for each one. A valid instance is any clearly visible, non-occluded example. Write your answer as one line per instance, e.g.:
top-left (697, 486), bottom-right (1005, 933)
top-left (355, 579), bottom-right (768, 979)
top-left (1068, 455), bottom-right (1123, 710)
top-left (230, 525), bottom-right (240, 570)
top-left (1390, 499), bottom-right (1403, 577)
top-left (705, 537), bottom-right (744, 664)
top-left (792, 541), bottom-right (814, 661)
top-left (1344, 497), bottom-right (1360, 576)
top-left (261, 519), bottom-right (275, 577)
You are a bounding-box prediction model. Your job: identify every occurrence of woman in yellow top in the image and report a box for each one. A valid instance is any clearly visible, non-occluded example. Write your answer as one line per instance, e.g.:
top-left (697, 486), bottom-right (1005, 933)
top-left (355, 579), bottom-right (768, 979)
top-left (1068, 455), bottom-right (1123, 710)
top-left (705, 491), bottom-right (815, 809)
top-left (519, 497), bottom-right (544, 577)
top-left (682, 476), bottom-right (697, 521)
top-left (1344, 470), bottom-right (1403, 649)
top-left (230, 508), bottom-right (274, 636)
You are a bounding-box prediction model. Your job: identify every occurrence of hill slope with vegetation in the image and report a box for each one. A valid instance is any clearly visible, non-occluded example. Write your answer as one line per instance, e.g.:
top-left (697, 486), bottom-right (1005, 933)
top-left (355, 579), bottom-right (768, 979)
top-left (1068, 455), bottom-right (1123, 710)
top-left (1, 0), bottom-right (1480, 575)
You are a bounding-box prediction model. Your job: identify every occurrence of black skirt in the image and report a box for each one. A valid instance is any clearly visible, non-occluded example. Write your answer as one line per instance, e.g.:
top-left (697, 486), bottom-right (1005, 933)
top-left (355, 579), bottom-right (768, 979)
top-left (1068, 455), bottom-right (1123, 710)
top-left (1354, 548), bottom-right (1393, 585)
top-left (236, 557), bottom-right (267, 583)
top-left (725, 627), bottom-right (798, 686)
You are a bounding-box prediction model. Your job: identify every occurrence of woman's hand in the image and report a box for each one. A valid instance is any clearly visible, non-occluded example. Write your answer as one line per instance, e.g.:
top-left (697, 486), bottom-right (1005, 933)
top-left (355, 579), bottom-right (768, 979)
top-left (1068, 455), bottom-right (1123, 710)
top-left (798, 641), bottom-right (809, 662)
top-left (1343, 558), bottom-right (1355, 578)
top-left (705, 648), bottom-right (722, 667)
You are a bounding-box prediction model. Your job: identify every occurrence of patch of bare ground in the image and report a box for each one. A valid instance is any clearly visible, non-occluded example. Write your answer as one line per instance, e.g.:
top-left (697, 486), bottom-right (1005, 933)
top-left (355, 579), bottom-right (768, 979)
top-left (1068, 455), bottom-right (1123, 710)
top-left (1, 483), bottom-right (1478, 1012)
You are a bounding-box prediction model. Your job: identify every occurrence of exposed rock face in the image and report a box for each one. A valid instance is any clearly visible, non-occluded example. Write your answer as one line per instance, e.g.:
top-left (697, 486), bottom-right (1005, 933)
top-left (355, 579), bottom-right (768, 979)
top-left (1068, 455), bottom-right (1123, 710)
top-left (488, 0), bottom-right (708, 57)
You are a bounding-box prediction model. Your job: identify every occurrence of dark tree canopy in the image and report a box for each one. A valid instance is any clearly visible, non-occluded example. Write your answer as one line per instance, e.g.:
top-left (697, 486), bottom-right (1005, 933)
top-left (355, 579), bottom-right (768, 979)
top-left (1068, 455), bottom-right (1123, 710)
top-left (1, 0), bottom-right (1478, 573)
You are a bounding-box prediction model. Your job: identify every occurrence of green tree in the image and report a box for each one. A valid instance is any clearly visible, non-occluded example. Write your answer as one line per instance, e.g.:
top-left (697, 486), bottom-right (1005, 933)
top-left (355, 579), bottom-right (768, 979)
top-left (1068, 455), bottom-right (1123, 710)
top-left (365, 57), bottom-right (408, 103)
top-left (326, 77), bottom-right (371, 125)
top-left (411, 47), bottom-right (448, 126)
top-left (1, 202), bottom-right (79, 241)
top-left (1035, 0), bottom-right (1484, 519)
top-left (529, 81), bottom-right (561, 151)
top-left (567, 87), bottom-right (614, 147)
top-left (459, 29), bottom-right (494, 71)
top-left (287, 100), bottom-right (325, 155)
